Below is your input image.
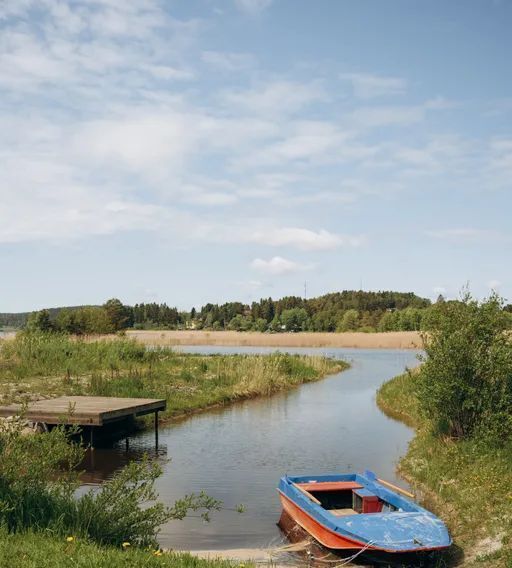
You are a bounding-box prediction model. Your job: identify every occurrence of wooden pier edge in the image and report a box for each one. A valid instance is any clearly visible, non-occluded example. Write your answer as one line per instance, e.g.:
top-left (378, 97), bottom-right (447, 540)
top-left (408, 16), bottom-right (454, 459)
top-left (0, 396), bottom-right (166, 449)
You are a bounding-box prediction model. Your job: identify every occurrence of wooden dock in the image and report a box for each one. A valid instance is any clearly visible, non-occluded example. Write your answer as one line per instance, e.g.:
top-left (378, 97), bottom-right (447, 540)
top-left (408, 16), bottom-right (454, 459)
top-left (0, 396), bottom-right (166, 447)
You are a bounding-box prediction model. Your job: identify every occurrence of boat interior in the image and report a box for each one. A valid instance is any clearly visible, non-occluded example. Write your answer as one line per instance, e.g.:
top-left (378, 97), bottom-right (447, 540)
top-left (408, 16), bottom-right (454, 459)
top-left (295, 481), bottom-right (398, 517)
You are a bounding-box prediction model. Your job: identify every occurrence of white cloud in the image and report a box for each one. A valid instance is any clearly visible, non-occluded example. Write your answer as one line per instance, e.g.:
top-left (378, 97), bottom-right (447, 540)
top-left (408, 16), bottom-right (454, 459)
top-left (76, 112), bottom-right (198, 174)
top-left (490, 138), bottom-right (512, 176)
top-left (251, 256), bottom-right (310, 275)
top-left (426, 228), bottom-right (505, 243)
top-left (234, 0), bottom-right (273, 14)
top-left (350, 99), bottom-right (454, 129)
top-left (249, 228), bottom-right (363, 251)
top-left (340, 72), bottom-right (407, 99)
top-left (351, 105), bottom-right (424, 128)
top-left (201, 50), bottom-right (255, 71)
top-left (221, 80), bottom-right (327, 116)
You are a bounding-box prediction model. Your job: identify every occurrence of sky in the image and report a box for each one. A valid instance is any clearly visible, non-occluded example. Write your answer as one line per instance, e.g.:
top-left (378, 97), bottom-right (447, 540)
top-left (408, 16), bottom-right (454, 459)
top-left (1, 0), bottom-right (511, 312)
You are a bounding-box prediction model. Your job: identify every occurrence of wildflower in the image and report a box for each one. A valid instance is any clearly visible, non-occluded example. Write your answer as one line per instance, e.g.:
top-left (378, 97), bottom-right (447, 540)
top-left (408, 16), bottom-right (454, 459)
top-left (153, 550), bottom-right (163, 557)
top-left (122, 542), bottom-right (131, 549)
top-left (66, 536), bottom-right (74, 543)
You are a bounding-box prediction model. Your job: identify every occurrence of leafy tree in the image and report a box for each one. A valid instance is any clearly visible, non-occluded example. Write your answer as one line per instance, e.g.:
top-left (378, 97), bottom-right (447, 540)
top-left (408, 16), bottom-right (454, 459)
top-left (280, 308), bottom-right (309, 332)
top-left (378, 311), bottom-right (398, 332)
top-left (416, 292), bottom-right (512, 442)
top-left (26, 310), bottom-right (54, 332)
top-left (253, 317), bottom-right (268, 332)
top-left (103, 299), bottom-right (132, 331)
top-left (227, 314), bottom-right (252, 331)
top-left (337, 309), bottom-right (359, 332)
top-left (268, 315), bottom-right (283, 332)
top-left (397, 307), bottom-right (422, 331)
top-left (312, 310), bottom-right (337, 332)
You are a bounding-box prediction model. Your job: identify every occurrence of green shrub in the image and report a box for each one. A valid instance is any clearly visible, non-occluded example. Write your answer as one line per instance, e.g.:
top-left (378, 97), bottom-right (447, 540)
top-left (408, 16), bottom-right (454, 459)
top-left (417, 292), bottom-right (512, 442)
top-left (0, 420), bottom-right (221, 547)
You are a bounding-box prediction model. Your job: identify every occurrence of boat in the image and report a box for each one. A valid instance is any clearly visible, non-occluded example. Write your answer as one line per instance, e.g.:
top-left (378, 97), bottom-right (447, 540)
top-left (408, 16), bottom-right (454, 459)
top-left (277, 470), bottom-right (451, 555)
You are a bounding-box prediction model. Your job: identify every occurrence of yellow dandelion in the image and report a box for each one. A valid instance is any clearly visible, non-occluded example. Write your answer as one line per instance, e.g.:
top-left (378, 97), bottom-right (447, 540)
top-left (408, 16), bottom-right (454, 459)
top-left (66, 536), bottom-right (75, 543)
top-left (153, 550), bottom-right (163, 557)
top-left (122, 542), bottom-right (131, 549)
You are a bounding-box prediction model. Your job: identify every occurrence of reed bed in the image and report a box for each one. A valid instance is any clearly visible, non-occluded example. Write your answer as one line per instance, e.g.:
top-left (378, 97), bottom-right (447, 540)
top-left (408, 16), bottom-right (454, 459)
top-left (126, 329), bottom-right (423, 349)
top-left (0, 333), bottom-right (347, 419)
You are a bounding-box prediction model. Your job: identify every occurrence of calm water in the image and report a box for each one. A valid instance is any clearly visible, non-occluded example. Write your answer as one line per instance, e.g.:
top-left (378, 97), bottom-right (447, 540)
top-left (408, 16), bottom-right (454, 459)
top-left (80, 346), bottom-right (420, 550)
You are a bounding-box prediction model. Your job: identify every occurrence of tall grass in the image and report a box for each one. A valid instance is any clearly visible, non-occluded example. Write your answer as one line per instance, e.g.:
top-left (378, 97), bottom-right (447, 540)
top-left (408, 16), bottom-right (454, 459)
top-left (0, 332), bottom-right (347, 419)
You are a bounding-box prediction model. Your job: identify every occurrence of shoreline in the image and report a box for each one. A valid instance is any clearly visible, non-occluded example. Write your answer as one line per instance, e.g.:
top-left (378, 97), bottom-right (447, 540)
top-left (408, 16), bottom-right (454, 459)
top-left (126, 330), bottom-right (422, 349)
top-left (376, 373), bottom-right (511, 567)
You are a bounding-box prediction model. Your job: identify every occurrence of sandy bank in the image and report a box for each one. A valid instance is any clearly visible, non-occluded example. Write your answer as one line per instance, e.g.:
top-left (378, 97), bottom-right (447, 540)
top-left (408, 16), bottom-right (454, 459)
top-left (184, 548), bottom-right (276, 562)
top-left (127, 330), bottom-right (422, 349)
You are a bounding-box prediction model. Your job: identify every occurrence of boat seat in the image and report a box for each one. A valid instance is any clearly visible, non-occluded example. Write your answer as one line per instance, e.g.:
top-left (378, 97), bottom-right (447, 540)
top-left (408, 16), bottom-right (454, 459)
top-left (329, 508), bottom-right (358, 517)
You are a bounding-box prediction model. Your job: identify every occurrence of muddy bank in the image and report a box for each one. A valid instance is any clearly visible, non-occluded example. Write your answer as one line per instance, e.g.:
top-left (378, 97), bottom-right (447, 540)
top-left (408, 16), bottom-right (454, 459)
top-left (127, 330), bottom-right (422, 349)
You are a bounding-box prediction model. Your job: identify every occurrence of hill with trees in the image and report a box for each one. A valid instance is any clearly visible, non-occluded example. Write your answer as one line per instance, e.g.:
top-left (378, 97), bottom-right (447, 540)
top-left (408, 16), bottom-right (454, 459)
top-left (3, 291), bottom-right (510, 335)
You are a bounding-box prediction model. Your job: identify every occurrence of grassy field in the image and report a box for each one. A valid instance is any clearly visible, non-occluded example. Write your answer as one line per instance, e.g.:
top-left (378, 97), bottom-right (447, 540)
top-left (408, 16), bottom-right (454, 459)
top-left (377, 372), bottom-right (512, 567)
top-left (0, 332), bottom-right (346, 420)
top-left (0, 530), bottom-right (240, 568)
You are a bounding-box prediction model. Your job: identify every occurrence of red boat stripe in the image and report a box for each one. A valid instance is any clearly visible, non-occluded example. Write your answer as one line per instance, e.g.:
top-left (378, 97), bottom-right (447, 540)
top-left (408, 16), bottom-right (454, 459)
top-left (278, 490), bottom-right (448, 553)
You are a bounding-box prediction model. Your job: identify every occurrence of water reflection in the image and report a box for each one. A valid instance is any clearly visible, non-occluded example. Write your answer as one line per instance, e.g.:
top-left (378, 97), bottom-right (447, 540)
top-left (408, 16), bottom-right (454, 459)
top-left (79, 347), bottom-right (420, 551)
top-left (80, 442), bottom-right (168, 484)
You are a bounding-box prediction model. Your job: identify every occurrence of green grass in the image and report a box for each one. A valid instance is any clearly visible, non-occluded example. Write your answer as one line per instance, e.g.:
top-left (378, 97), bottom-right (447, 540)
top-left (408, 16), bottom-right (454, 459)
top-left (0, 333), bottom-right (347, 421)
top-left (377, 372), bottom-right (512, 567)
top-left (0, 333), bottom-right (347, 565)
top-left (0, 530), bottom-right (242, 568)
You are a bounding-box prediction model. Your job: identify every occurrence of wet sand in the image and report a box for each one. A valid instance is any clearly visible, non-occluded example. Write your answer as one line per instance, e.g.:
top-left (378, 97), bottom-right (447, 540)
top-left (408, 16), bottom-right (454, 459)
top-left (127, 330), bottom-right (423, 349)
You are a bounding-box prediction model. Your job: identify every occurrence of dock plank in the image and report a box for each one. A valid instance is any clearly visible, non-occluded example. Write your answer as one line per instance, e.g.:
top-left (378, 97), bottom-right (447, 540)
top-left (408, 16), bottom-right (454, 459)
top-left (0, 396), bottom-right (166, 426)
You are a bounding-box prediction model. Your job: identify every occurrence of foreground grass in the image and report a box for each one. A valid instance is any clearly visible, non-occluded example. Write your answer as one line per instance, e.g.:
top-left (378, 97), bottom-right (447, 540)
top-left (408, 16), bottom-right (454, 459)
top-left (0, 531), bottom-right (240, 568)
top-left (377, 373), bottom-right (512, 567)
top-left (0, 333), bottom-right (346, 421)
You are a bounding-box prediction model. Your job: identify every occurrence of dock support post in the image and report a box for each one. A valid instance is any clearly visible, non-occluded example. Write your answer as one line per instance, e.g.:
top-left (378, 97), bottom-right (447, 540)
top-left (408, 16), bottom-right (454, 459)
top-left (125, 437), bottom-right (129, 452)
top-left (154, 411), bottom-right (159, 450)
top-left (89, 427), bottom-right (95, 450)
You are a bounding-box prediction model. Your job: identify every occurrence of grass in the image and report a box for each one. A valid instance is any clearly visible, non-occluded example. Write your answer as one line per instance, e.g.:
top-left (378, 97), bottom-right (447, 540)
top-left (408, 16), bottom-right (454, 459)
top-left (0, 530), bottom-right (241, 568)
top-left (0, 333), bottom-right (347, 421)
top-left (0, 333), bottom-right (347, 565)
top-left (377, 372), bottom-right (512, 567)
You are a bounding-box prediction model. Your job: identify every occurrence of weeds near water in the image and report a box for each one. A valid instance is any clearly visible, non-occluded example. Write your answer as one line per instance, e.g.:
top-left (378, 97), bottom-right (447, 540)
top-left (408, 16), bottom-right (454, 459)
top-left (0, 333), bottom-right (347, 418)
top-left (0, 419), bottom-right (223, 548)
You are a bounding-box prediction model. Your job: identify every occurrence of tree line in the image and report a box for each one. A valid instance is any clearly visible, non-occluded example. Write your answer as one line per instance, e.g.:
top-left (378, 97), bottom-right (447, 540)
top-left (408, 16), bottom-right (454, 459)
top-left (5, 290), bottom-right (512, 335)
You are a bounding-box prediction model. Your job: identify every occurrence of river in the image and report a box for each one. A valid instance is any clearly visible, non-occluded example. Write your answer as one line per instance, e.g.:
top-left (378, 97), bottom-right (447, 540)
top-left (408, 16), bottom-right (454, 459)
top-left (80, 346), bottom-right (420, 551)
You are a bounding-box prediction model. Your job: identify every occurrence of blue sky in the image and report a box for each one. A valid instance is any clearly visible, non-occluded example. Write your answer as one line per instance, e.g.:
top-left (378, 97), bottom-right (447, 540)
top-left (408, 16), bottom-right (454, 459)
top-left (1, 0), bottom-right (511, 312)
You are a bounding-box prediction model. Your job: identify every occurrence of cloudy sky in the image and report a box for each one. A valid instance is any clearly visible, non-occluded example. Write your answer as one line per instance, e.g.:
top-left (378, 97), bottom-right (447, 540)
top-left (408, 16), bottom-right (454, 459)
top-left (1, 0), bottom-right (511, 311)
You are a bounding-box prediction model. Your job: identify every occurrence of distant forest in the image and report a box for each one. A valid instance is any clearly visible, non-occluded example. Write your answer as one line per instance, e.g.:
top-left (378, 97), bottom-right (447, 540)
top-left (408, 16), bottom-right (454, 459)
top-left (2, 291), bottom-right (512, 334)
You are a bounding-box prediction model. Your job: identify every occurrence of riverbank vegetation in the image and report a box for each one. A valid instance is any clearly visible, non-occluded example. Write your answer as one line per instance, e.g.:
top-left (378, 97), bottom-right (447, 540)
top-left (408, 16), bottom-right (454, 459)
top-left (0, 332), bottom-right (346, 418)
top-left (0, 334), bottom-right (344, 566)
top-left (377, 293), bottom-right (512, 567)
top-left (0, 418), bottom-right (238, 567)
top-left (0, 531), bottom-right (238, 568)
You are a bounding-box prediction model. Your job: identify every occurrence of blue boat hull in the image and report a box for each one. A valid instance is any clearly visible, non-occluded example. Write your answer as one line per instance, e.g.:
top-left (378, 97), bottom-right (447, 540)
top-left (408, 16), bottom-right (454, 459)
top-left (278, 471), bottom-right (452, 554)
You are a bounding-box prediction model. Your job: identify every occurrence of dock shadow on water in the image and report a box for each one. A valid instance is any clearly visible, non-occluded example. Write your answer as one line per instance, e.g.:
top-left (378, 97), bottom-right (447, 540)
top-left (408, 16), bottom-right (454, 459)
top-left (78, 347), bottom-right (422, 558)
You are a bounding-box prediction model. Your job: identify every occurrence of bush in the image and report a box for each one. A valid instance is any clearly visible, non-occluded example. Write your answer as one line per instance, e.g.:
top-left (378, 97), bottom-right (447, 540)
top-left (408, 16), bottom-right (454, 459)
top-left (0, 420), bottom-right (221, 547)
top-left (417, 292), bottom-right (512, 442)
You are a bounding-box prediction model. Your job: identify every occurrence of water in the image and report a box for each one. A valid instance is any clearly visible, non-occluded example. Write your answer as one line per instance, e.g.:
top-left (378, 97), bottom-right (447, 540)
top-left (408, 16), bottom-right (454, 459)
top-left (81, 346), bottom-right (420, 550)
